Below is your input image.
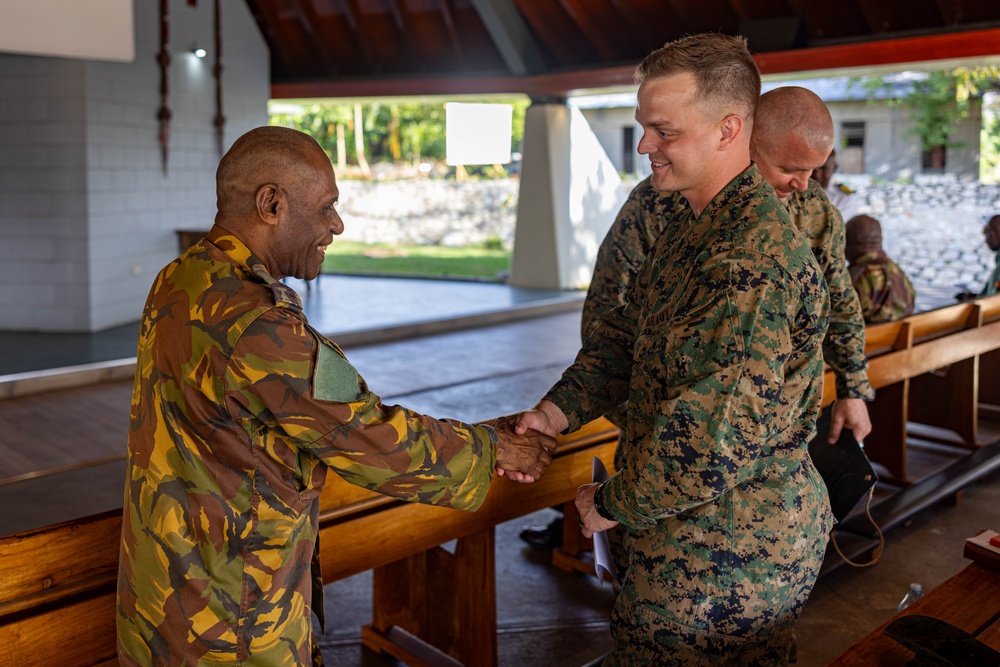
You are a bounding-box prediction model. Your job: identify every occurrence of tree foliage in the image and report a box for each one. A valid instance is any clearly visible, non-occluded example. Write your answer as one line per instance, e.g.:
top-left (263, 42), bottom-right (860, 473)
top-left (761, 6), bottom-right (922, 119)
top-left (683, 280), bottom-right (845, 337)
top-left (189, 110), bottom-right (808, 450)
top-left (269, 98), bottom-right (530, 177)
top-left (859, 67), bottom-right (1000, 152)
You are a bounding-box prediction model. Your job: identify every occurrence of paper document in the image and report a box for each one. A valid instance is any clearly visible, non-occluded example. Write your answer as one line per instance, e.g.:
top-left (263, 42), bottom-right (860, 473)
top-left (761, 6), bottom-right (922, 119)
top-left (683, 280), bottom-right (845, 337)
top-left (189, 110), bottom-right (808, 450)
top-left (592, 456), bottom-right (620, 586)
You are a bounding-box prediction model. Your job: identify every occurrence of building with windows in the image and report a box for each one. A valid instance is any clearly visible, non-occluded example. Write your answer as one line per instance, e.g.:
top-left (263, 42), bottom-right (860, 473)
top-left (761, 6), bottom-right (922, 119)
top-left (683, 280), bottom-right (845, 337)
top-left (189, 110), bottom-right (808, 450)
top-left (577, 75), bottom-right (985, 182)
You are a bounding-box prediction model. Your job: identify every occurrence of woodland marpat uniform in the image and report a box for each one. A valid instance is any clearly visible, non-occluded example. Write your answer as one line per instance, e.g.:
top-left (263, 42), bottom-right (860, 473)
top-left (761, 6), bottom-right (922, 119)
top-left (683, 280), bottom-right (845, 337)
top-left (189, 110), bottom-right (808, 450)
top-left (584, 176), bottom-right (872, 402)
top-left (549, 166), bottom-right (834, 664)
top-left (785, 179), bottom-right (872, 400)
top-left (117, 230), bottom-right (497, 665)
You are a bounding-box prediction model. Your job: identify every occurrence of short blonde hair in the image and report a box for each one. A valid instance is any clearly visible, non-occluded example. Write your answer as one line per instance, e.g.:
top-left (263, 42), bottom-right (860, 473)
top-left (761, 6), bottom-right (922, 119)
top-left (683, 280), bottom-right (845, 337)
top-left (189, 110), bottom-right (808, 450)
top-left (634, 33), bottom-right (760, 123)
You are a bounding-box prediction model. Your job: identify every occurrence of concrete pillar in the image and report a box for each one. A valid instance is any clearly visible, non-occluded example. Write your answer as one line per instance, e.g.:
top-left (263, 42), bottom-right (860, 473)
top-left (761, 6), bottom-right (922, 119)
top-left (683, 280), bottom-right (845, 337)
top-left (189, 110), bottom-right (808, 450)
top-left (510, 101), bottom-right (626, 290)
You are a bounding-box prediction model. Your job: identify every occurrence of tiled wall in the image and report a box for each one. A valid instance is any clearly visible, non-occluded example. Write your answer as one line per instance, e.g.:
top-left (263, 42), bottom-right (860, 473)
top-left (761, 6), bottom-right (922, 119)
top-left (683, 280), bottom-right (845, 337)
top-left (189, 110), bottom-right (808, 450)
top-left (0, 0), bottom-right (268, 332)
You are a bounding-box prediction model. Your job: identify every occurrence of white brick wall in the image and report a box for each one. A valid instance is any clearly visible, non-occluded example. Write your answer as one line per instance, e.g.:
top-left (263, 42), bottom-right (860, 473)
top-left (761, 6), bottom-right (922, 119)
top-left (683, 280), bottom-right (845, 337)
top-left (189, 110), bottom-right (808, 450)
top-left (0, 0), bottom-right (268, 332)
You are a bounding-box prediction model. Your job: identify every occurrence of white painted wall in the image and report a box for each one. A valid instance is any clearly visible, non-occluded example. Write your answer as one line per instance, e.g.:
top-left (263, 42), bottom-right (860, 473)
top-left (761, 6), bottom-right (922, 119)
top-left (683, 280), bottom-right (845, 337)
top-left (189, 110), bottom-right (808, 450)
top-left (0, 0), bottom-right (268, 332)
top-left (510, 104), bottom-right (627, 290)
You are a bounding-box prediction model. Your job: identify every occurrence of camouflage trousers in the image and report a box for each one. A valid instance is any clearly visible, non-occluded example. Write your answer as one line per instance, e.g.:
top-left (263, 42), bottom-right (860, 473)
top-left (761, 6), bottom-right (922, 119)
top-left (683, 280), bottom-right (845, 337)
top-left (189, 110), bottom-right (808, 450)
top-left (603, 530), bottom-right (828, 667)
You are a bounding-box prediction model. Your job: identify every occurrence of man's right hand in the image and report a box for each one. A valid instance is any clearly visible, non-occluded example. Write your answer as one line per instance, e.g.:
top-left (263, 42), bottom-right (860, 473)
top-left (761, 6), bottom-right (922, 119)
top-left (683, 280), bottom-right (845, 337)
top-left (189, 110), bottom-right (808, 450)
top-left (492, 416), bottom-right (556, 483)
top-left (513, 399), bottom-right (569, 438)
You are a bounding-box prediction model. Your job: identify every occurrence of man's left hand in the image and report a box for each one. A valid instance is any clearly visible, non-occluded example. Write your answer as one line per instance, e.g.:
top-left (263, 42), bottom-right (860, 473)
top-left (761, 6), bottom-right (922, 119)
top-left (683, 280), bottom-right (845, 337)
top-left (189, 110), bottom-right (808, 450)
top-left (575, 483), bottom-right (618, 539)
top-left (828, 398), bottom-right (871, 443)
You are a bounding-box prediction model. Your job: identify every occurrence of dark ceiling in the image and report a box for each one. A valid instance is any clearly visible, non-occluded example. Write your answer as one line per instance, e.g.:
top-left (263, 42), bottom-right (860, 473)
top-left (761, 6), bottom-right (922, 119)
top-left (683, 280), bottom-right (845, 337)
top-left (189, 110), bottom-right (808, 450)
top-left (245, 0), bottom-right (1000, 99)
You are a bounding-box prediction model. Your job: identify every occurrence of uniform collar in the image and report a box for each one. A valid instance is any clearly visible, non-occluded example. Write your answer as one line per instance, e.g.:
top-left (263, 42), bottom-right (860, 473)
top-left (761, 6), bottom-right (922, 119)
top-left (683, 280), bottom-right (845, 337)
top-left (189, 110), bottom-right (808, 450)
top-left (205, 226), bottom-right (304, 312)
top-left (688, 163), bottom-right (766, 241)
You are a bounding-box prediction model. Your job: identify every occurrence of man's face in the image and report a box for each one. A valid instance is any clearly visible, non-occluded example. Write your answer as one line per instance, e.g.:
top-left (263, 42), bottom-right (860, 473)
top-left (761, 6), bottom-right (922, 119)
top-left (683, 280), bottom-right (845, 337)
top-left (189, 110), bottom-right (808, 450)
top-left (751, 132), bottom-right (830, 202)
top-left (985, 217), bottom-right (1000, 252)
top-left (275, 152), bottom-right (344, 281)
top-left (635, 73), bottom-right (723, 197)
top-left (811, 153), bottom-right (837, 190)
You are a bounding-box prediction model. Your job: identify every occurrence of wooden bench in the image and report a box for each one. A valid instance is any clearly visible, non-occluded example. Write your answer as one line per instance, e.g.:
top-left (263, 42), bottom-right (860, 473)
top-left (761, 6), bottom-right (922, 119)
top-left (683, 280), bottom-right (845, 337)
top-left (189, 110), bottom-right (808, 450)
top-left (822, 297), bottom-right (1000, 484)
top-left (978, 294), bottom-right (1000, 417)
top-left (829, 559), bottom-right (1000, 665)
top-left (0, 418), bottom-right (619, 667)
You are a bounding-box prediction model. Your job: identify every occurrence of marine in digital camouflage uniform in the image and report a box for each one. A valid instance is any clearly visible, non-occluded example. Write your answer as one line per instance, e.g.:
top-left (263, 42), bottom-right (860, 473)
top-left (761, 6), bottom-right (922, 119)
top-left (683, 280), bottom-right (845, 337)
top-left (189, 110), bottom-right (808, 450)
top-left (584, 177), bottom-right (872, 403)
top-left (588, 178), bottom-right (871, 577)
top-left (584, 91), bottom-right (873, 601)
top-left (117, 127), bottom-right (553, 666)
top-left (549, 164), bottom-right (833, 664)
top-left (848, 253), bottom-right (917, 323)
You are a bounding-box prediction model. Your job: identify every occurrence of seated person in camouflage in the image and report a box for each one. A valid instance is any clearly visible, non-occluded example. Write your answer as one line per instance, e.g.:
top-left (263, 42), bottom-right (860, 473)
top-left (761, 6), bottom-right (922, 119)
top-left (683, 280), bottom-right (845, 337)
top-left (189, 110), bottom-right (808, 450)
top-left (845, 214), bottom-right (916, 322)
top-left (116, 126), bottom-right (556, 666)
top-left (514, 34), bottom-right (833, 665)
top-left (981, 214), bottom-right (1000, 296)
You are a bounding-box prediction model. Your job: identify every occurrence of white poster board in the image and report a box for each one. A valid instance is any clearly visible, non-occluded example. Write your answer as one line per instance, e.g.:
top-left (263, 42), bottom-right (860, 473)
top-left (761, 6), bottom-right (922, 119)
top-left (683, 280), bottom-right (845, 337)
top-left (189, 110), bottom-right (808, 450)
top-left (0, 0), bottom-right (135, 62)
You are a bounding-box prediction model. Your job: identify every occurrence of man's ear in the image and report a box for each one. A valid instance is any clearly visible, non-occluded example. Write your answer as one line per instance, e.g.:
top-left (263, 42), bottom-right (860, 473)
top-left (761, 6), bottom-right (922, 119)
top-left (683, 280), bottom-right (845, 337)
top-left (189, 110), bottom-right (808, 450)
top-left (718, 115), bottom-right (744, 151)
top-left (255, 184), bottom-right (283, 226)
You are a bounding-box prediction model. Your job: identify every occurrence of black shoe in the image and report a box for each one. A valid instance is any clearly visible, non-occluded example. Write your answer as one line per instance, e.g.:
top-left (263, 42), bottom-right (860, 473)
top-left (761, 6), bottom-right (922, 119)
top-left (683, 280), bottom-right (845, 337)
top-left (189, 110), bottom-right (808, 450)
top-left (519, 517), bottom-right (564, 550)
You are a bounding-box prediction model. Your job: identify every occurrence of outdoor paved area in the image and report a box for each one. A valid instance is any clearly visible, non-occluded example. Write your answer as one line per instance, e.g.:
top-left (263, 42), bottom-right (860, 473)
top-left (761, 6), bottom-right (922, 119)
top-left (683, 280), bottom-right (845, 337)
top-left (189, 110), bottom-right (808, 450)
top-left (854, 176), bottom-right (1000, 294)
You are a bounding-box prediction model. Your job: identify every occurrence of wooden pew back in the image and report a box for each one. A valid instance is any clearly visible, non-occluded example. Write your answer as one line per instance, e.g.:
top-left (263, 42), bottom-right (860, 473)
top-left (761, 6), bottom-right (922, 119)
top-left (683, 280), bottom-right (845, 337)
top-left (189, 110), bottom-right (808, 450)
top-left (979, 293), bottom-right (1000, 323)
top-left (0, 419), bottom-right (619, 667)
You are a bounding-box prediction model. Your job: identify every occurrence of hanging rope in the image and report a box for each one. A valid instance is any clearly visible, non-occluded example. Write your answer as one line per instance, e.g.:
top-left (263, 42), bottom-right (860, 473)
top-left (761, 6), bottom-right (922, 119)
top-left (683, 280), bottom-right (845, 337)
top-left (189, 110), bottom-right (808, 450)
top-left (157, 0), bottom-right (172, 175)
top-left (213, 0), bottom-right (225, 157)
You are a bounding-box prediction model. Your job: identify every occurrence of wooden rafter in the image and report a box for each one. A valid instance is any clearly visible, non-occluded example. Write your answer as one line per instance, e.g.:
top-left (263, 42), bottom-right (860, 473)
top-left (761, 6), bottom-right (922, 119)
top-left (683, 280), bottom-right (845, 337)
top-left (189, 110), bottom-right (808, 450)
top-left (385, 0), bottom-right (421, 71)
top-left (556, 0), bottom-right (620, 62)
top-left (272, 26), bottom-right (1000, 99)
top-left (290, 0), bottom-right (340, 75)
top-left (339, 0), bottom-right (378, 73)
top-left (248, 0), bottom-right (308, 77)
top-left (606, 0), bottom-right (661, 53)
top-left (439, 0), bottom-right (466, 68)
top-left (855, 0), bottom-right (889, 33)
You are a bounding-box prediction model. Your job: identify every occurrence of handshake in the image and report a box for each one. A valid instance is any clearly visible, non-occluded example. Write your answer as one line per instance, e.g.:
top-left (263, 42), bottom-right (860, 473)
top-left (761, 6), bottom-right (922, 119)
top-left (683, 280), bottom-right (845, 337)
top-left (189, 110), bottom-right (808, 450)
top-left (490, 401), bottom-right (570, 484)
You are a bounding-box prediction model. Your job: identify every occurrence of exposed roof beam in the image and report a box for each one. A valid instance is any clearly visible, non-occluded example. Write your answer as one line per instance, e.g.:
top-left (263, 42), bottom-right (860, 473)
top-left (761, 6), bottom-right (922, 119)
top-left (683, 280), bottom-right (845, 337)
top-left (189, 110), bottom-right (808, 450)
top-left (754, 25), bottom-right (1000, 74)
top-left (469, 0), bottom-right (548, 75)
top-left (557, 0), bottom-right (619, 62)
top-left (272, 27), bottom-right (1000, 99)
top-left (343, 0), bottom-right (378, 73)
top-left (290, 0), bottom-right (339, 75)
top-left (439, 0), bottom-right (466, 68)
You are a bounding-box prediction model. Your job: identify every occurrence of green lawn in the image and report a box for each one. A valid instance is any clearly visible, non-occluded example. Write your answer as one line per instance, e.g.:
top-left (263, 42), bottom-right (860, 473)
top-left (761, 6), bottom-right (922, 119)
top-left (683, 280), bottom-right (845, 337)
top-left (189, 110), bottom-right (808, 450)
top-left (322, 241), bottom-right (510, 281)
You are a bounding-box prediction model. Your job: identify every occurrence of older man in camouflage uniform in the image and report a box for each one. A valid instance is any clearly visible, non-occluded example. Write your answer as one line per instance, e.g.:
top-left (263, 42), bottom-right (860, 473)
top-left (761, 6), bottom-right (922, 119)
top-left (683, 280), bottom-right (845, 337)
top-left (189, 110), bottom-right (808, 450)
top-left (516, 35), bottom-right (832, 665)
top-left (116, 126), bottom-right (555, 666)
top-left (846, 214), bottom-right (916, 323)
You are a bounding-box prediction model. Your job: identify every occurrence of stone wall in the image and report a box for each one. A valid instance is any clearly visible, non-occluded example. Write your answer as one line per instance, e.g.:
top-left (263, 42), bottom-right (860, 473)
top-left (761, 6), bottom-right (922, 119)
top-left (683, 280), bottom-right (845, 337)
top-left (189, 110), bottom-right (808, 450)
top-left (336, 175), bottom-right (1000, 290)
top-left (337, 179), bottom-right (520, 247)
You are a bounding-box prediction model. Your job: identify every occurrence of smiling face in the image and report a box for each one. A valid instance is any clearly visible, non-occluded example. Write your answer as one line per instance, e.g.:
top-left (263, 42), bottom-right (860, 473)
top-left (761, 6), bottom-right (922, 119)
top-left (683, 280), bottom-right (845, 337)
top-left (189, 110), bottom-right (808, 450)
top-left (273, 150), bottom-right (344, 281)
top-left (635, 72), bottom-right (726, 206)
top-left (751, 131), bottom-right (830, 202)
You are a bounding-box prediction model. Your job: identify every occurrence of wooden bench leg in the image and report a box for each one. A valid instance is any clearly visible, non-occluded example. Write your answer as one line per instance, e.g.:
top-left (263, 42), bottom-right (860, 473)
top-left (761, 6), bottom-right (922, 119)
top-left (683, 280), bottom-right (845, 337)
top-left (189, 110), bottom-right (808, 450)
top-left (551, 500), bottom-right (596, 576)
top-left (980, 349), bottom-right (1000, 419)
top-left (865, 380), bottom-right (910, 484)
top-left (363, 527), bottom-right (497, 667)
top-left (908, 357), bottom-right (979, 447)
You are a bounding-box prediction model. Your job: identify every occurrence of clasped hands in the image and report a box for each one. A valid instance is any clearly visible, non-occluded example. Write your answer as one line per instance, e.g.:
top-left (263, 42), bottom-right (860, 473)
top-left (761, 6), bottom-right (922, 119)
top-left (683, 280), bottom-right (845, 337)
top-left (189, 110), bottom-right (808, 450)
top-left (499, 401), bottom-right (619, 537)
